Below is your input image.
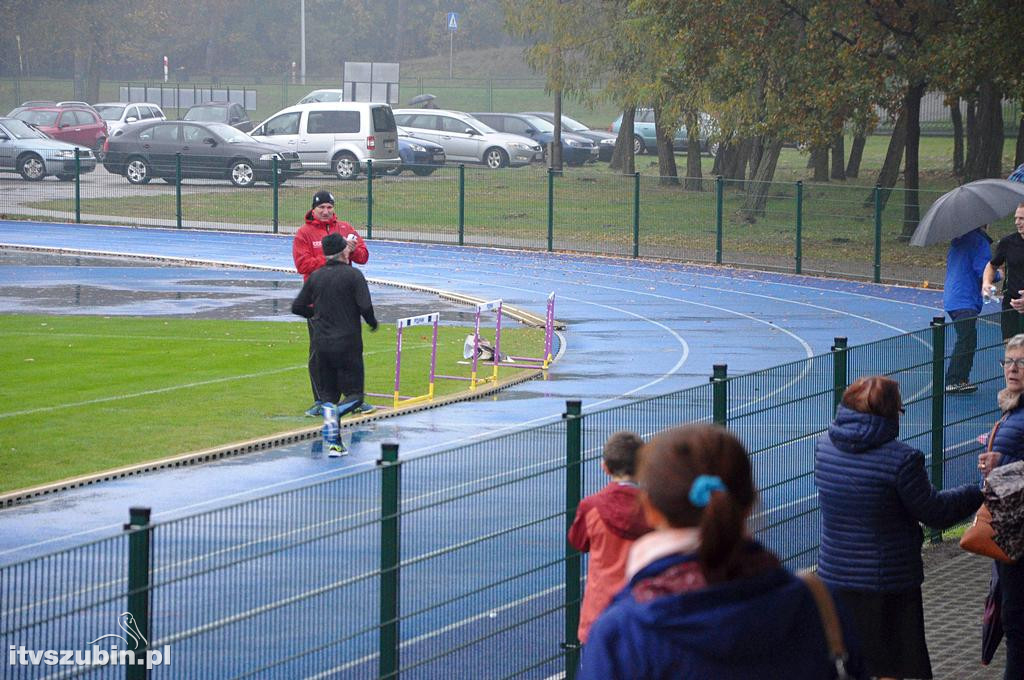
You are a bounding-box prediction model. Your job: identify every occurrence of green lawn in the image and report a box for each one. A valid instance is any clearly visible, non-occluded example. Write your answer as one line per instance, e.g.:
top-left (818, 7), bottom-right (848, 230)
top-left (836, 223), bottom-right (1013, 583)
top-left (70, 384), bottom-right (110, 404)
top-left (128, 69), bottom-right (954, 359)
top-left (0, 314), bottom-right (544, 493)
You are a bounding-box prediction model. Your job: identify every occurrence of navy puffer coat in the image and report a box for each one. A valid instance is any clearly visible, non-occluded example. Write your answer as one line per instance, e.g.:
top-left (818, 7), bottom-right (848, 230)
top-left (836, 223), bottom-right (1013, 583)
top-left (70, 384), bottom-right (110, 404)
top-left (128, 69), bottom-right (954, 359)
top-left (815, 404), bottom-right (983, 592)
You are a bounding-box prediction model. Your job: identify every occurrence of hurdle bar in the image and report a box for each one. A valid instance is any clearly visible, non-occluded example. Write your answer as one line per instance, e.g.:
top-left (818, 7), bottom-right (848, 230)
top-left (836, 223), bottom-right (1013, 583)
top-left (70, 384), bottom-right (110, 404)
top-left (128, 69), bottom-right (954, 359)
top-left (367, 311), bottom-right (439, 409)
top-left (503, 292), bottom-right (556, 369)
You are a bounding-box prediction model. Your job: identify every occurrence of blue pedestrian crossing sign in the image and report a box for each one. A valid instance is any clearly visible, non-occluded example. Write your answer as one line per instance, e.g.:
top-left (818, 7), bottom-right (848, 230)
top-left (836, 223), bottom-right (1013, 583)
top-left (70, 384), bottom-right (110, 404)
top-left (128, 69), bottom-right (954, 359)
top-left (447, 12), bottom-right (458, 31)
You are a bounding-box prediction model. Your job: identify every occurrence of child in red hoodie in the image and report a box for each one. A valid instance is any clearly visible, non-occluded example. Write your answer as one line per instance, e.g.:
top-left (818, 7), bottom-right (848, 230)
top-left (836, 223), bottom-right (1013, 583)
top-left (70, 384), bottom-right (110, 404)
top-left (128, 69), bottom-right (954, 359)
top-left (568, 431), bottom-right (652, 643)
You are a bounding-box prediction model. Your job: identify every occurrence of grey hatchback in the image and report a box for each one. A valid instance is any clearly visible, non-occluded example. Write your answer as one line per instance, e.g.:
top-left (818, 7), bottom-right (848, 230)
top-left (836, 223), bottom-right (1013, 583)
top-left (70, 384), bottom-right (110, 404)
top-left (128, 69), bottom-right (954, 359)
top-left (0, 117), bottom-right (97, 181)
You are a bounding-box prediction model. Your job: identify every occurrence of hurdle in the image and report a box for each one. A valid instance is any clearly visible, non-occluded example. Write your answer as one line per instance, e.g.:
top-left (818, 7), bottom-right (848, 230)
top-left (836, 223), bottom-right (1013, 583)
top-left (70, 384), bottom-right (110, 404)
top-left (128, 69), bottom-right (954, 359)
top-left (504, 292), bottom-right (556, 369)
top-left (367, 311), bottom-right (439, 409)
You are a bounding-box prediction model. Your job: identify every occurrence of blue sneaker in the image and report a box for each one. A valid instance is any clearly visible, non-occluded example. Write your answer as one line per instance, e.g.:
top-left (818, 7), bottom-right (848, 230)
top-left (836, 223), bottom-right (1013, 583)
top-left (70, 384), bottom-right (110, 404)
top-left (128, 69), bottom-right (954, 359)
top-left (304, 401), bottom-right (323, 417)
top-left (353, 402), bottom-right (375, 414)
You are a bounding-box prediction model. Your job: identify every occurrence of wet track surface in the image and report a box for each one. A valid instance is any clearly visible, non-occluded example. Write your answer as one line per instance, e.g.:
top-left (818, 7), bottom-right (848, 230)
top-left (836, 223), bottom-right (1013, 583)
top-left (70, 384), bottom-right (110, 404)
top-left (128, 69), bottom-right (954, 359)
top-left (0, 221), bottom-right (947, 561)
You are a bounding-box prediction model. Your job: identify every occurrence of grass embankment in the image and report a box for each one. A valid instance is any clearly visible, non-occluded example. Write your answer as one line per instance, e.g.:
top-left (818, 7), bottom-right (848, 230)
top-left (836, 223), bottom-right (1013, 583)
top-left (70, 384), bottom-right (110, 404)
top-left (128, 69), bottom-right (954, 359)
top-left (0, 314), bottom-right (544, 493)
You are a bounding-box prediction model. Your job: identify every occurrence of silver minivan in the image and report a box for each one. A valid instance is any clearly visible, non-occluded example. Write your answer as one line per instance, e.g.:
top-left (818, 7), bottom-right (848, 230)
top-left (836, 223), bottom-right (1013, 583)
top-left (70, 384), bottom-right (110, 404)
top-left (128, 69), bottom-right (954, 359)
top-left (250, 102), bottom-right (400, 179)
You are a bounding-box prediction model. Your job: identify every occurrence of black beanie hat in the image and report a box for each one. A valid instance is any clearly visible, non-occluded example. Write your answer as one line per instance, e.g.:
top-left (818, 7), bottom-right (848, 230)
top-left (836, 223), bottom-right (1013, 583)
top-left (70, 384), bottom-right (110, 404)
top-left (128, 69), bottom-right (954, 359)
top-left (321, 233), bottom-right (345, 256)
top-left (312, 190), bottom-right (335, 209)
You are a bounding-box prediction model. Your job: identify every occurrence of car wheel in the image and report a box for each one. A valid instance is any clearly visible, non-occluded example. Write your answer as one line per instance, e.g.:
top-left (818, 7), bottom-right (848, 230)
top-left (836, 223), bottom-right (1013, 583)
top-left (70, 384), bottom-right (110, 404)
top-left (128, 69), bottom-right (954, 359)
top-left (125, 156), bottom-right (151, 184)
top-left (706, 141), bottom-right (720, 157)
top-left (484, 147), bottom-right (509, 169)
top-left (332, 152), bottom-right (359, 180)
top-left (633, 136), bottom-right (646, 155)
top-left (18, 153), bottom-right (46, 181)
top-left (229, 160), bottom-right (256, 187)
top-left (411, 167), bottom-right (435, 176)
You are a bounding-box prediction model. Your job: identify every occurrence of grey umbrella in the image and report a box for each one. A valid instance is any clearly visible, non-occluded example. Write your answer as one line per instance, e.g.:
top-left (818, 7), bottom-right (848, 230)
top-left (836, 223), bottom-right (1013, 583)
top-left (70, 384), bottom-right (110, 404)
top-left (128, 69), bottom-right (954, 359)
top-left (909, 179), bottom-right (1024, 246)
top-left (407, 93), bottom-right (437, 107)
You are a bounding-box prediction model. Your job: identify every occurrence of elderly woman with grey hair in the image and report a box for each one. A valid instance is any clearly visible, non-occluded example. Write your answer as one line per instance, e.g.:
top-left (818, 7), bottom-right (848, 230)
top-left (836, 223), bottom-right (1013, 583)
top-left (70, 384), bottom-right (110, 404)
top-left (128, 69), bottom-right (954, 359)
top-left (978, 333), bottom-right (1024, 678)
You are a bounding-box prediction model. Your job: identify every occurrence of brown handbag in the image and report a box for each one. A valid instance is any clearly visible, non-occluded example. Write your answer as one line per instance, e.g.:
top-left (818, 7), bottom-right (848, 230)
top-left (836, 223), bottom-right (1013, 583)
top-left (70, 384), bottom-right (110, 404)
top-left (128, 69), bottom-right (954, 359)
top-left (960, 415), bottom-right (1017, 564)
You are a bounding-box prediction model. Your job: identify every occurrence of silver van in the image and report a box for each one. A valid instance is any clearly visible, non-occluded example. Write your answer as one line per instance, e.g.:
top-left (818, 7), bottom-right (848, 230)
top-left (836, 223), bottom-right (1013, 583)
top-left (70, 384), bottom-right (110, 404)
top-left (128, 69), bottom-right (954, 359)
top-left (250, 102), bottom-right (400, 179)
top-left (392, 109), bottom-right (542, 169)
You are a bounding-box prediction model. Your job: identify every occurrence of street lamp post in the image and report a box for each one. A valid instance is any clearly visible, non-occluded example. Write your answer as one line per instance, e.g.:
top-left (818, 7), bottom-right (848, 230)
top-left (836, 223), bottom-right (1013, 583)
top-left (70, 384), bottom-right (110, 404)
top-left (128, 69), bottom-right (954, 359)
top-left (300, 0), bottom-right (306, 85)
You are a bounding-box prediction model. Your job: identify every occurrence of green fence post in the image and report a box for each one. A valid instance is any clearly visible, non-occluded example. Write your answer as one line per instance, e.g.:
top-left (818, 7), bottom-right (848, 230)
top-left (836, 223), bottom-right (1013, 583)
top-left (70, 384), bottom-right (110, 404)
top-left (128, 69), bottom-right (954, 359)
top-left (272, 157), bottom-right (279, 234)
top-left (379, 442), bottom-right (401, 679)
top-left (562, 399), bottom-right (583, 680)
top-left (711, 364), bottom-right (728, 427)
top-left (547, 168), bottom-right (555, 252)
top-left (125, 507), bottom-right (151, 680)
top-left (74, 147), bottom-right (81, 224)
top-left (175, 153), bottom-right (182, 229)
top-left (715, 176), bottom-right (724, 265)
top-left (632, 172), bottom-right (640, 258)
top-left (929, 316), bottom-right (946, 544)
top-left (873, 185), bottom-right (882, 283)
top-left (458, 164), bottom-right (465, 247)
top-left (795, 180), bottom-right (803, 274)
top-left (832, 336), bottom-right (848, 414)
top-left (366, 159), bottom-right (374, 239)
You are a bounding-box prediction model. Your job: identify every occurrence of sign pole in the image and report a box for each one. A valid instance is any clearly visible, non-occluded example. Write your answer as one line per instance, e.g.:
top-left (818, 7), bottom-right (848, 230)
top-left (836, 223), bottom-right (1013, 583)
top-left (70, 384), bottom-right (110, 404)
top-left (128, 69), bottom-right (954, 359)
top-left (449, 31), bottom-right (453, 79)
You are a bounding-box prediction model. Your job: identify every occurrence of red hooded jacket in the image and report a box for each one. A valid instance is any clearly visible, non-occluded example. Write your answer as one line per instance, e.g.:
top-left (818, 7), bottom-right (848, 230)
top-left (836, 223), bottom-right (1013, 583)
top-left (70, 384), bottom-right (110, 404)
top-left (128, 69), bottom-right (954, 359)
top-left (292, 209), bottom-right (369, 280)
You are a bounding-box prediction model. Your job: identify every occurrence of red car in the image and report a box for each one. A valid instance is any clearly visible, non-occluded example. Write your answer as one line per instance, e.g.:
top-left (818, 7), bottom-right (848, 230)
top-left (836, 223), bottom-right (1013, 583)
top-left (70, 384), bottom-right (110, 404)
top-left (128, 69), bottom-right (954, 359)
top-left (13, 106), bottom-right (108, 151)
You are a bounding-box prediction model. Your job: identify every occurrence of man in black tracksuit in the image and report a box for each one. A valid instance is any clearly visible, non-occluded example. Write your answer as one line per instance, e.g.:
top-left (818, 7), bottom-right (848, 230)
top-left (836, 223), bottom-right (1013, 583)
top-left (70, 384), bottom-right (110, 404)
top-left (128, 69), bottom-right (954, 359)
top-left (291, 233), bottom-right (378, 415)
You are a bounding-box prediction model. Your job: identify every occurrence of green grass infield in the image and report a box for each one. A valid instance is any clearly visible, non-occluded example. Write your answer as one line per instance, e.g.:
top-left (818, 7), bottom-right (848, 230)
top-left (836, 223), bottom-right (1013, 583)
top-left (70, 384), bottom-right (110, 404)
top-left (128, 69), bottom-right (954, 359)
top-left (0, 314), bottom-right (545, 493)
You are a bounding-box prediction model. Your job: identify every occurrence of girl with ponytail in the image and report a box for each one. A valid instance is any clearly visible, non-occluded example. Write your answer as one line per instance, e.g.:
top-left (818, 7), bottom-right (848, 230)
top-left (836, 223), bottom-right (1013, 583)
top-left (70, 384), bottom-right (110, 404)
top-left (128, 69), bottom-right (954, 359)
top-left (579, 424), bottom-right (865, 679)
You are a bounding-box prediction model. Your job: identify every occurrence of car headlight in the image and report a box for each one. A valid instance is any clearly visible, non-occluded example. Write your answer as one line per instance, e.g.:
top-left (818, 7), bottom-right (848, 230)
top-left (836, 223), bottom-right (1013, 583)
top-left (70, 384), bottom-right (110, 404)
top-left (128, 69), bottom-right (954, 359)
top-left (259, 153), bottom-right (282, 161)
top-left (408, 143), bottom-right (426, 152)
top-left (509, 142), bottom-right (530, 151)
top-left (565, 139), bottom-right (580, 147)
top-left (54, 150), bottom-right (75, 159)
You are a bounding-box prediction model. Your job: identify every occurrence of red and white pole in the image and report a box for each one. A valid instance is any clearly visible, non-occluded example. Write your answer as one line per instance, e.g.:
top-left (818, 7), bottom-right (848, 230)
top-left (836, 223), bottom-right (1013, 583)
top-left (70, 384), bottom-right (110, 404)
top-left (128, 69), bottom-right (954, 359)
top-left (163, 56), bottom-right (168, 83)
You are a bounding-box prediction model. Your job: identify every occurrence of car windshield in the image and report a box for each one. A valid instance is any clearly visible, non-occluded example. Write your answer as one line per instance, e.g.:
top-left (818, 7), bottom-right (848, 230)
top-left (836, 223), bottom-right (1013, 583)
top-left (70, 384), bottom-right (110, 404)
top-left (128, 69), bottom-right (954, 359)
top-left (205, 123), bottom-right (251, 143)
top-left (560, 115), bottom-right (589, 132)
top-left (95, 105), bottom-right (125, 121)
top-left (0, 118), bottom-right (48, 139)
top-left (462, 116), bottom-right (498, 134)
top-left (15, 110), bottom-right (58, 126)
top-left (521, 115), bottom-right (554, 133)
top-left (184, 106), bottom-right (228, 123)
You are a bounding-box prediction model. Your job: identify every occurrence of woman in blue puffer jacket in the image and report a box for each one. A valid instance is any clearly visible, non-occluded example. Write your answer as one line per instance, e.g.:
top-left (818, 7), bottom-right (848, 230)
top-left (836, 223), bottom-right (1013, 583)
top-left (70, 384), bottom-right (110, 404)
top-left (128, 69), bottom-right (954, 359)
top-left (815, 375), bottom-right (983, 680)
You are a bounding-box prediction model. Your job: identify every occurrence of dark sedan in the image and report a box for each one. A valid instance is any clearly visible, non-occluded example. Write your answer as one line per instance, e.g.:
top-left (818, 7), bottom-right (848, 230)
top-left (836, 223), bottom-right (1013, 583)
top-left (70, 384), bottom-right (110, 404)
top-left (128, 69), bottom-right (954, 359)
top-left (182, 102), bottom-right (254, 133)
top-left (102, 121), bottom-right (301, 187)
top-left (386, 128), bottom-right (446, 176)
top-left (522, 112), bottom-right (617, 161)
top-left (471, 112), bottom-right (599, 166)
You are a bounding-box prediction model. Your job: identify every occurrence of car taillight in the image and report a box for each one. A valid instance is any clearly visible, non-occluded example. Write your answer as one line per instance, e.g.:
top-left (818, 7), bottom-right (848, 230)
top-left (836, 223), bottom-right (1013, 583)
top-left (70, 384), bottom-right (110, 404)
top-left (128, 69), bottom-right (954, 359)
top-left (102, 137), bottom-right (109, 154)
top-left (366, 135), bottom-right (375, 150)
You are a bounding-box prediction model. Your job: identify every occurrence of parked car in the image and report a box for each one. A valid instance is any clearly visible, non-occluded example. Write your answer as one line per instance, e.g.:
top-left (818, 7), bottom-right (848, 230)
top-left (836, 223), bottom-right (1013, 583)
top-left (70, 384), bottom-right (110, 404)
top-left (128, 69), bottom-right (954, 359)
top-left (182, 102), bottom-right (253, 133)
top-left (102, 121), bottom-right (300, 187)
top-left (392, 109), bottom-right (542, 169)
top-left (521, 111), bottom-right (617, 161)
top-left (250, 101), bottom-right (400, 179)
top-left (386, 127), bottom-right (446, 176)
top-left (610, 109), bottom-right (718, 156)
top-left (296, 89), bottom-right (346, 105)
top-left (12, 106), bottom-right (108, 151)
top-left (94, 102), bottom-right (166, 137)
top-left (471, 112), bottom-right (598, 166)
top-left (0, 116), bottom-right (97, 180)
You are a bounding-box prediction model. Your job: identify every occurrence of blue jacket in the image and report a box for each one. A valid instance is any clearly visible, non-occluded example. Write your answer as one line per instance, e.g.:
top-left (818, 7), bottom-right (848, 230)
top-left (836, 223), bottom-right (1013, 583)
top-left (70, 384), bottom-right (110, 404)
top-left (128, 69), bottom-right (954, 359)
top-left (988, 396), bottom-right (1024, 468)
top-left (579, 547), bottom-right (865, 679)
top-left (815, 405), bottom-right (982, 591)
top-left (943, 227), bottom-right (993, 314)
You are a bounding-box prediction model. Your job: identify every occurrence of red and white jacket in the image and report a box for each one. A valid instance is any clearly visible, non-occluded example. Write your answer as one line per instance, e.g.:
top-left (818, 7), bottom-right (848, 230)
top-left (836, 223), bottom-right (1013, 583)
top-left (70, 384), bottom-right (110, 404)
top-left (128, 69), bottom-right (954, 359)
top-left (292, 210), bottom-right (368, 281)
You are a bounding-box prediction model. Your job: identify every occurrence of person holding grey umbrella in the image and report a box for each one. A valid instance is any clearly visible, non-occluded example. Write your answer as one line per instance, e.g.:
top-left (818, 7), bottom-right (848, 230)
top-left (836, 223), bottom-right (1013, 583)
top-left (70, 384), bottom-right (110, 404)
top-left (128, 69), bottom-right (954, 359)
top-left (983, 204), bottom-right (1024, 340)
top-left (943, 225), bottom-right (996, 393)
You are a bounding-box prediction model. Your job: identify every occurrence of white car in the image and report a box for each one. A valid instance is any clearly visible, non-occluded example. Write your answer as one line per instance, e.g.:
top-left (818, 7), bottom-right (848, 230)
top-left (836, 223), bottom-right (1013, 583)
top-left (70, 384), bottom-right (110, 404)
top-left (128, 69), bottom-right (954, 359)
top-left (392, 109), bottom-right (542, 169)
top-left (94, 102), bottom-right (166, 137)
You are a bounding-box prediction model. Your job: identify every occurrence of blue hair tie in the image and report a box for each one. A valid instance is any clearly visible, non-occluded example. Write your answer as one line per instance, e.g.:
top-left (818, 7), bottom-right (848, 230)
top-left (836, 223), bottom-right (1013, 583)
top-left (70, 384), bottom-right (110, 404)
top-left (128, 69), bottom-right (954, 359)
top-left (689, 475), bottom-right (726, 508)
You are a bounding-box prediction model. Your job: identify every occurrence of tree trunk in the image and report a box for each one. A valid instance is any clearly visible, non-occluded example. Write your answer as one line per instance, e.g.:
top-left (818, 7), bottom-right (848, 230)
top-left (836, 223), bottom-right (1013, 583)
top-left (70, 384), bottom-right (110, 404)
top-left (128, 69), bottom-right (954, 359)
top-left (867, 110), bottom-right (906, 209)
top-left (742, 140), bottom-right (784, 215)
top-left (951, 101), bottom-right (964, 178)
top-left (551, 90), bottom-right (563, 171)
top-left (965, 99), bottom-right (980, 180)
top-left (981, 81), bottom-right (1004, 178)
top-left (654, 105), bottom-right (679, 185)
top-left (683, 111), bottom-right (701, 190)
top-left (1016, 112), bottom-right (1024, 168)
top-left (831, 133), bottom-right (846, 180)
top-left (810, 146), bottom-right (829, 181)
top-left (711, 141), bottom-right (727, 176)
top-left (734, 138), bottom-right (752, 185)
top-left (748, 137), bottom-right (764, 180)
top-left (610, 106), bottom-right (636, 175)
top-left (846, 134), bottom-right (865, 178)
top-left (900, 81), bottom-right (926, 240)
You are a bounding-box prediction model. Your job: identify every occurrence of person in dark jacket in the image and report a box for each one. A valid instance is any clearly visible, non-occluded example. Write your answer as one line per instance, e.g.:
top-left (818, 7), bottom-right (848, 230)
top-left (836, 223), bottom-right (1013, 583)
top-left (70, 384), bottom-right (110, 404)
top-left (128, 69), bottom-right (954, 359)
top-left (815, 375), bottom-right (983, 679)
top-left (568, 431), bottom-right (651, 644)
top-left (978, 334), bottom-right (1024, 678)
top-left (580, 424), bottom-right (865, 680)
top-left (291, 233), bottom-right (378, 453)
top-left (943, 226), bottom-right (995, 393)
top-left (983, 203), bottom-right (1024, 340)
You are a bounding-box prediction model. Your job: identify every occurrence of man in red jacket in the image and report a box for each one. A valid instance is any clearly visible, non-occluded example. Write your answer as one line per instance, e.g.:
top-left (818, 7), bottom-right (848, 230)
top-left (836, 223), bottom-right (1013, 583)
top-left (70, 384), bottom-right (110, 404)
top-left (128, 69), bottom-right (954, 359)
top-left (292, 189), bottom-right (371, 417)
